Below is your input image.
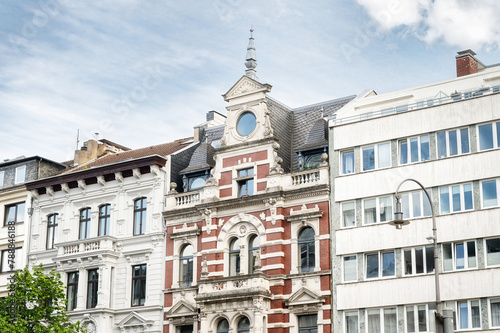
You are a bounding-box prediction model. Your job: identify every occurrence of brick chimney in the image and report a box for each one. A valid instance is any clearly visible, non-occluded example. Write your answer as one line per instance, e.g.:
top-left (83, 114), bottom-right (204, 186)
top-left (456, 49), bottom-right (482, 77)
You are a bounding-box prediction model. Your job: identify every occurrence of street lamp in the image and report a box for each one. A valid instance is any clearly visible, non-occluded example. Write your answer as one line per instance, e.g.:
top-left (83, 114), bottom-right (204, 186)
top-left (388, 178), bottom-right (441, 315)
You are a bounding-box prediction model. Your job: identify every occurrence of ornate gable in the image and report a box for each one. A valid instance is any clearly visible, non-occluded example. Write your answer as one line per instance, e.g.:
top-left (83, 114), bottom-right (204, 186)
top-left (116, 311), bottom-right (154, 331)
top-left (166, 300), bottom-right (198, 325)
top-left (223, 75), bottom-right (272, 102)
top-left (285, 287), bottom-right (325, 314)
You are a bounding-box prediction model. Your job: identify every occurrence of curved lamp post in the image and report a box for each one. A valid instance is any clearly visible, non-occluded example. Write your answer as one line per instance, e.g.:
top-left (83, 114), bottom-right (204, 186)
top-left (388, 178), bottom-right (441, 316)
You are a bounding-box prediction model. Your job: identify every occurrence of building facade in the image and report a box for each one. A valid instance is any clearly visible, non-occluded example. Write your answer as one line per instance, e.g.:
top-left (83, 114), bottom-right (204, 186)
top-left (329, 50), bottom-right (500, 333)
top-left (0, 156), bottom-right (66, 297)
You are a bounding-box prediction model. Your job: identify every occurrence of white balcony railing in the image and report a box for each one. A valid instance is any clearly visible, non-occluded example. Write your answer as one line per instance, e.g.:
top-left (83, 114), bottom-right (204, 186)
top-left (56, 237), bottom-right (117, 257)
top-left (198, 275), bottom-right (270, 295)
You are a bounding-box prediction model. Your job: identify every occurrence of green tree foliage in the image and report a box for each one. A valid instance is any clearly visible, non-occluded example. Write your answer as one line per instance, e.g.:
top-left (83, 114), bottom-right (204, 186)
top-left (0, 264), bottom-right (86, 332)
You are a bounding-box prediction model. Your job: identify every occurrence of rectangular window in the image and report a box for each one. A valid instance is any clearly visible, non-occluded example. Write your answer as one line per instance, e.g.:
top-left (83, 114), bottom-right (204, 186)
top-left (1, 248), bottom-right (22, 272)
top-left (405, 304), bottom-right (436, 333)
top-left (478, 122), bottom-right (500, 151)
top-left (132, 264), bottom-right (147, 306)
top-left (79, 208), bottom-right (91, 239)
top-left (67, 271), bottom-right (79, 311)
top-left (98, 204), bottom-right (110, 236)
top-left (133, 198), bottom-right (147, 235)
top-left (437, 128), bottom-right (470, 158)
top-left (342, 151), bottom-right (355, 174)
top-left (366, 308), bottom-right (397, 333)
top-left (342, 201), bottom-right (356, 227)
top-left (46, 214), bottom-right (58, 249)
top-left (0, 171), bottom-right (4, 187)
top-left (400, 190), bottom-right (431, 219)
top-left (442, 241), bottom-right (476, 271)
top-left (15, 165), bottom-right (26, 184)
top-left (490, 298), bottom-right (500, 327)
top-left (366, 251), bottom-right (395, 279)
top-left (298, 314), bottom-right (317, 333)
top-left (237, 167), bottom-right (254, 197)
top-left (399, 135), bottom-right (430, 165)
top-left (345, 311), bottom-right (359, 333)
top-left (482, 179), bottom-right (498, 208)
top-left (87, 269), bottom-right (98, 308)
top-left (362, 142), bottom-right (391, 171)
top-left (486, 238), bottom-right (500, 266)
top-left (456, 300), bottom-right (481, 330)
top-left (403, 246), bottom-right (434, 275)
top-left (343, 255), bottom-right (357, 282)
top-left (4, 202), bottom-right (25, 225)
top-left (439, 183), bottom-right (473, 214)
top-left (363, 196), bottom-right (393, 224)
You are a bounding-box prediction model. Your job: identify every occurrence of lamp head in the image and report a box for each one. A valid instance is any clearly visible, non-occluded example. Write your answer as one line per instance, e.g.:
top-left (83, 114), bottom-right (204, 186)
top-left (389, 195), bottom-right (410, 229)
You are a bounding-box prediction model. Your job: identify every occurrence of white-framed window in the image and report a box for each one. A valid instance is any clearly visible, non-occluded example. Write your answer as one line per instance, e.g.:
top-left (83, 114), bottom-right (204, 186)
top-left (405, 304), bottom-right (436, 333)
top-left (439, 183), bottom-right (473, 214)
top-left (437, 127), bottom-right (470, 158)
top-left (1, 248), bottom-right (22, 272)
top-left (485, 237), bottom-right (500, 266)
top-left (0, 170), bottom-right (4, 187)
top-left (478, 121), bottom-right (500, 151)
top-left (399, 134), bottom-right (430, 164)
top-left (15, 165), bottom-right (26, 184)
top-left (343, 255), bottom-right (357, 282)
top-left (341, 150), bottom-right (355, 174)
top-left (442, 241), bottom-right (476, 272)
top-left (489, 298), bottom-right (500, 328)
top-left (481, 179), bottom-right (498, 208)
top-left (298, 314), bottom-right (317, 333)
top-left (403, 246), bottom-right (435, 275)
top-left (237, 167), bottom-right (254, 197)
top-left (366, 251), bottom-right (395, 279)
top-left (344, 311), bottom-right (359, 333)
top-left (366, 308), bottom-right (397, 333)
top-left (341, 201), bottom-right (355, 227)
top-left (363, 196), bottom-right (392, 224)
top-left (455, 300), bottom-right (481, 330)
top-left (362, 142), bottom-right (391, 171)
top-left (400, 190), bottom-right (432, 219)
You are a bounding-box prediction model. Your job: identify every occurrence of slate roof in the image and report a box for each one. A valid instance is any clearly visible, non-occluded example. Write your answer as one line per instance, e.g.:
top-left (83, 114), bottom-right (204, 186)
top-left (180, 143), bottom-right (215, 174)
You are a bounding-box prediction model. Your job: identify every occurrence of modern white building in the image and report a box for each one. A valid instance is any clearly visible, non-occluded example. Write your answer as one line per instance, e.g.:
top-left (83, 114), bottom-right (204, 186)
top-left (329, 50), bottom-right (500, 333)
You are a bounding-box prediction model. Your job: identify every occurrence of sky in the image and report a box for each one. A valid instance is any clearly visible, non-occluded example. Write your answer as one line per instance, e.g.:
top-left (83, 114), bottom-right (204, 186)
top-left (1, 0), bottom-right (499, 163)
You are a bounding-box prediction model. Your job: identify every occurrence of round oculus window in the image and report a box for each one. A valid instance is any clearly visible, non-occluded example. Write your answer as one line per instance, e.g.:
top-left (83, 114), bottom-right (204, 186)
top-left (236, 112), bottom-right (256, 136)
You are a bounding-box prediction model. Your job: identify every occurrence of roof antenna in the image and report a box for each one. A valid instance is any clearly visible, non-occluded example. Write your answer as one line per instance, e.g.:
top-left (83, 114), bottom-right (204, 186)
top-left (76, 129), bottom-right (80, 150)
top-left (245, 26), bottom-right (258, 81)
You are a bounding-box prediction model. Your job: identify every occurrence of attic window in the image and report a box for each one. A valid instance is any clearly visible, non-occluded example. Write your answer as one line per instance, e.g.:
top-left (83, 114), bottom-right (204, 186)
top-left (182, 171), bottom-right (209, 192)
top-left (237, 168), bottom-right (254, 197)
top-left (298, 149), bottom-right (325, 170)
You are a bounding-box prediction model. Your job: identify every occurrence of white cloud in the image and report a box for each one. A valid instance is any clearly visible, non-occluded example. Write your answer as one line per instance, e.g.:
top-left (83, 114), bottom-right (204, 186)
top-left (356, 0), bottom-right (500, 50)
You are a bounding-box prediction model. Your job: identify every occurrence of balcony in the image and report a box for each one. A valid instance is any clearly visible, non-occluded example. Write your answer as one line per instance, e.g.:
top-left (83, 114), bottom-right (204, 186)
top-left (55, 236), bottom-right (119, 260)
top-left (196, 274), bottom-right (272, 302)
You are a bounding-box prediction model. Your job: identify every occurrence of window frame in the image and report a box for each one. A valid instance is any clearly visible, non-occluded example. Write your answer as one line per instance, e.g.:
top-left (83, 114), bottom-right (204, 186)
top-left (478, 121), bottom-right (500, 151)
top-left (1, 248), bottom-right (22, 273)
top-left (341, 150), bottom-right (355, 175)
top-left (229, 237), bottom-right (241, 276)
top-left (403, 246), bottom-right (435, 276)
top-left (341, 201), bottom-right (356, 228)
top-left (217, 319), bottom-right (230, 333)
top-left (489, 298), bottom-right (500, 328)
top-left (4, 201), bottom-right (25, 226)
top-left (98, 204), bottom-right (110, 236)
top-left (133, 197), bottom-right (147, 235)
top-left (298, 314), bottom-right (317, 333)
top-left (179, 244), bottom-right (194, 287)
top-left (365, 307), bottom-right (397, 333)
top-left (343, 255), bottom-right (357, 282)
top-left (298, 227), bottom-right (315, 273)
top-left (0, 170), bottom-right (4, 187)
top-left (481, 178), bottom-right (498, 208)
top-left (485, 237), bottom-right (500, 267)
top-left (442, 240), bottom-right (477, 272)
top-left (398, 134), bottom-right (430, 165)
top-left (436, 127), bottom-right (470, 158)
top-left (46, 213), bottom-right (58, 250)
top-left (236, 167), bottom-right (254, 197)
top-left (400, 190), bottom-right (432, 220)
top-left (362, 196), bottom-right (393, 225)
top-left (79, 207), bottom-right (91, 240)
top-left (361, 142), bottom-right (391, 171)
top-left (67, 271), bottom-right (79, 311)
top-left (86, 269), bottom-right (99, 309)
top-left (455, 299), bottom-right (481, 330)
top-left (248, 234), bottom-right (260, 274)
top-left (344, 310), bottom-right (359, 333)
top-left (131, 263), bottom-right (147, 307)
top-left (365, 250), bottom-right (395, 279)
top-left (237, 317), bottom-right (251, 333)
top-left (14, 165), bottom-right (26, 184)
top-left (405, 303), bottom-right (436, 333)
top-left (439, 183), bottom-right (473, 214)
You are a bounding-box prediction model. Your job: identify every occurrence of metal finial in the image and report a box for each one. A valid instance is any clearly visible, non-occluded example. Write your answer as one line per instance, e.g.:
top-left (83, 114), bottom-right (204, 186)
top-left (245, 27), bottom-right (258, 80)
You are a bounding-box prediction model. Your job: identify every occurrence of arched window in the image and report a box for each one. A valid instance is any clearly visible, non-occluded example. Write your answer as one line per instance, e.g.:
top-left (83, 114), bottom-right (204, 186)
top-left (229, 238), bottom-right (241, 276)
top-left (179, 244), bottom-right (194, 287)
top-left (79, 208), bottom-right (91, 240)
top-left (46, 213), bottom-right (58, 249)
top-left (133, 197), bottom-right (147, 235)
top-left (217, 319), bottom-right (229, 333)
top-left (248, 234), bottom-right (260, 274)
top-left (298, 227), bottom-right (315, 272)
top-left (238, 317), bottom-right (250, 333)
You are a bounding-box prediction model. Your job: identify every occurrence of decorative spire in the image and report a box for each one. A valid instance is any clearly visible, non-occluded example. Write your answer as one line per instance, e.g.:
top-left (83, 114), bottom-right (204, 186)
top-left (245, 27), bottom-right (258, 81)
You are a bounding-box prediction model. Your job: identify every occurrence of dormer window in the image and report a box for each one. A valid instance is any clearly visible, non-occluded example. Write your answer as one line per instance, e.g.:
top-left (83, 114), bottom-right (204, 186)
top-left (15, 165), bottom-right (26, 184)
top-left (182, 171), bottom-right (209, 192)
top-left (298, 149), bottom-right (325, 170)
top-left (237, 168), bottom-right (254, 197)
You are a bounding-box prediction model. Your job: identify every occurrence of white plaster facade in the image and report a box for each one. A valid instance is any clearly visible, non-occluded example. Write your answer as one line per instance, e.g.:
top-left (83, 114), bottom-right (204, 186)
top-left (329, 58), bottom-right (500, 332)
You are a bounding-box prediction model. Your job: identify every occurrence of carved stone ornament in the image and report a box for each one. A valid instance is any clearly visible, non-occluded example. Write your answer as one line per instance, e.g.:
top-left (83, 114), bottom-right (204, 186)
top-left (238, 224), bottom-right (248, 237)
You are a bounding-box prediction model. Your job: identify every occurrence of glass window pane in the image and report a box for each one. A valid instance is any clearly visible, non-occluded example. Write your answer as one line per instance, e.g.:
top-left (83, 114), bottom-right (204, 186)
top-left (406, 306), bottom-right (415, 333)
top-left (486, 238), bottom-right (500, 266)
top-left (399, 140), bottom-right (408, 165)
top-left (378, 143), bottom-right (391, 168)
top-left (464, 184), bottom-right (473, 210)
top-left (17, 203), bottom-right (25, 223)
top-left (440, 187), bottom-right (450, 214)
top-left (384, 308), bottom-right (397, 333)
top-left (342, 151), bottom-right (354, 174)
top-left (415, 248), bottom-right (424, 274)
top-left (471, 300), bottom-right (480, 328)
top-left (423, 191), bottom-right (432, 216)
top-left (363, 146), bottom-right (375, 171)
top-left (379, 196), bottom-right (392, 222)
top-left (342, 202), bottom-right (355, 227)
top-left (491, 299), bottom-right (500, 327)
top-left (420, 135), bottom-right (430, 161)
top-left (482, 180), bottom-right (498, 207)
top-left (412, 192), bottom-right (421, 217)
top-left (344, 256), bottom-right (357, 281)
top-left (404, 249), bottom-right (412, 275)
top-left (458, 302), bottom-right (468, 329)
top-left (452, 185), bottom-right (461, 212)
top-left (443, 243), bottom-right (453, 271)
top-left (497, 122), bottom-right (500, 148)
top-left (401, 194), bottom-right (410, 219)
top-left (368, 309), bottom-right (381, 333)
top-left (467, 241), bottom-right (476, 268)
top-left (455, 243), bottom-right (465, 269)
top-left (382, 252), bottom-right (395, 277)
top-left (425, 246), bottom-right (435, 273)
top-left (345, 311), bottom-right (359, 333)
top-left (418, 305), bottom-right (427, 332)
top-left (366, 254), bottom-right (379, 278)
top-left (437, 131), bottom-right (447, 158)
top-left (449, 130), bottom-right (458, 156)
top-left (479, 124), bottom-right (494, 150)
top-left (410, 138), bottom-right (419, 163)
top-left (364, 199), bottom-right (377, 224)
top-left (460, 128), bottom-right (470, 153)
